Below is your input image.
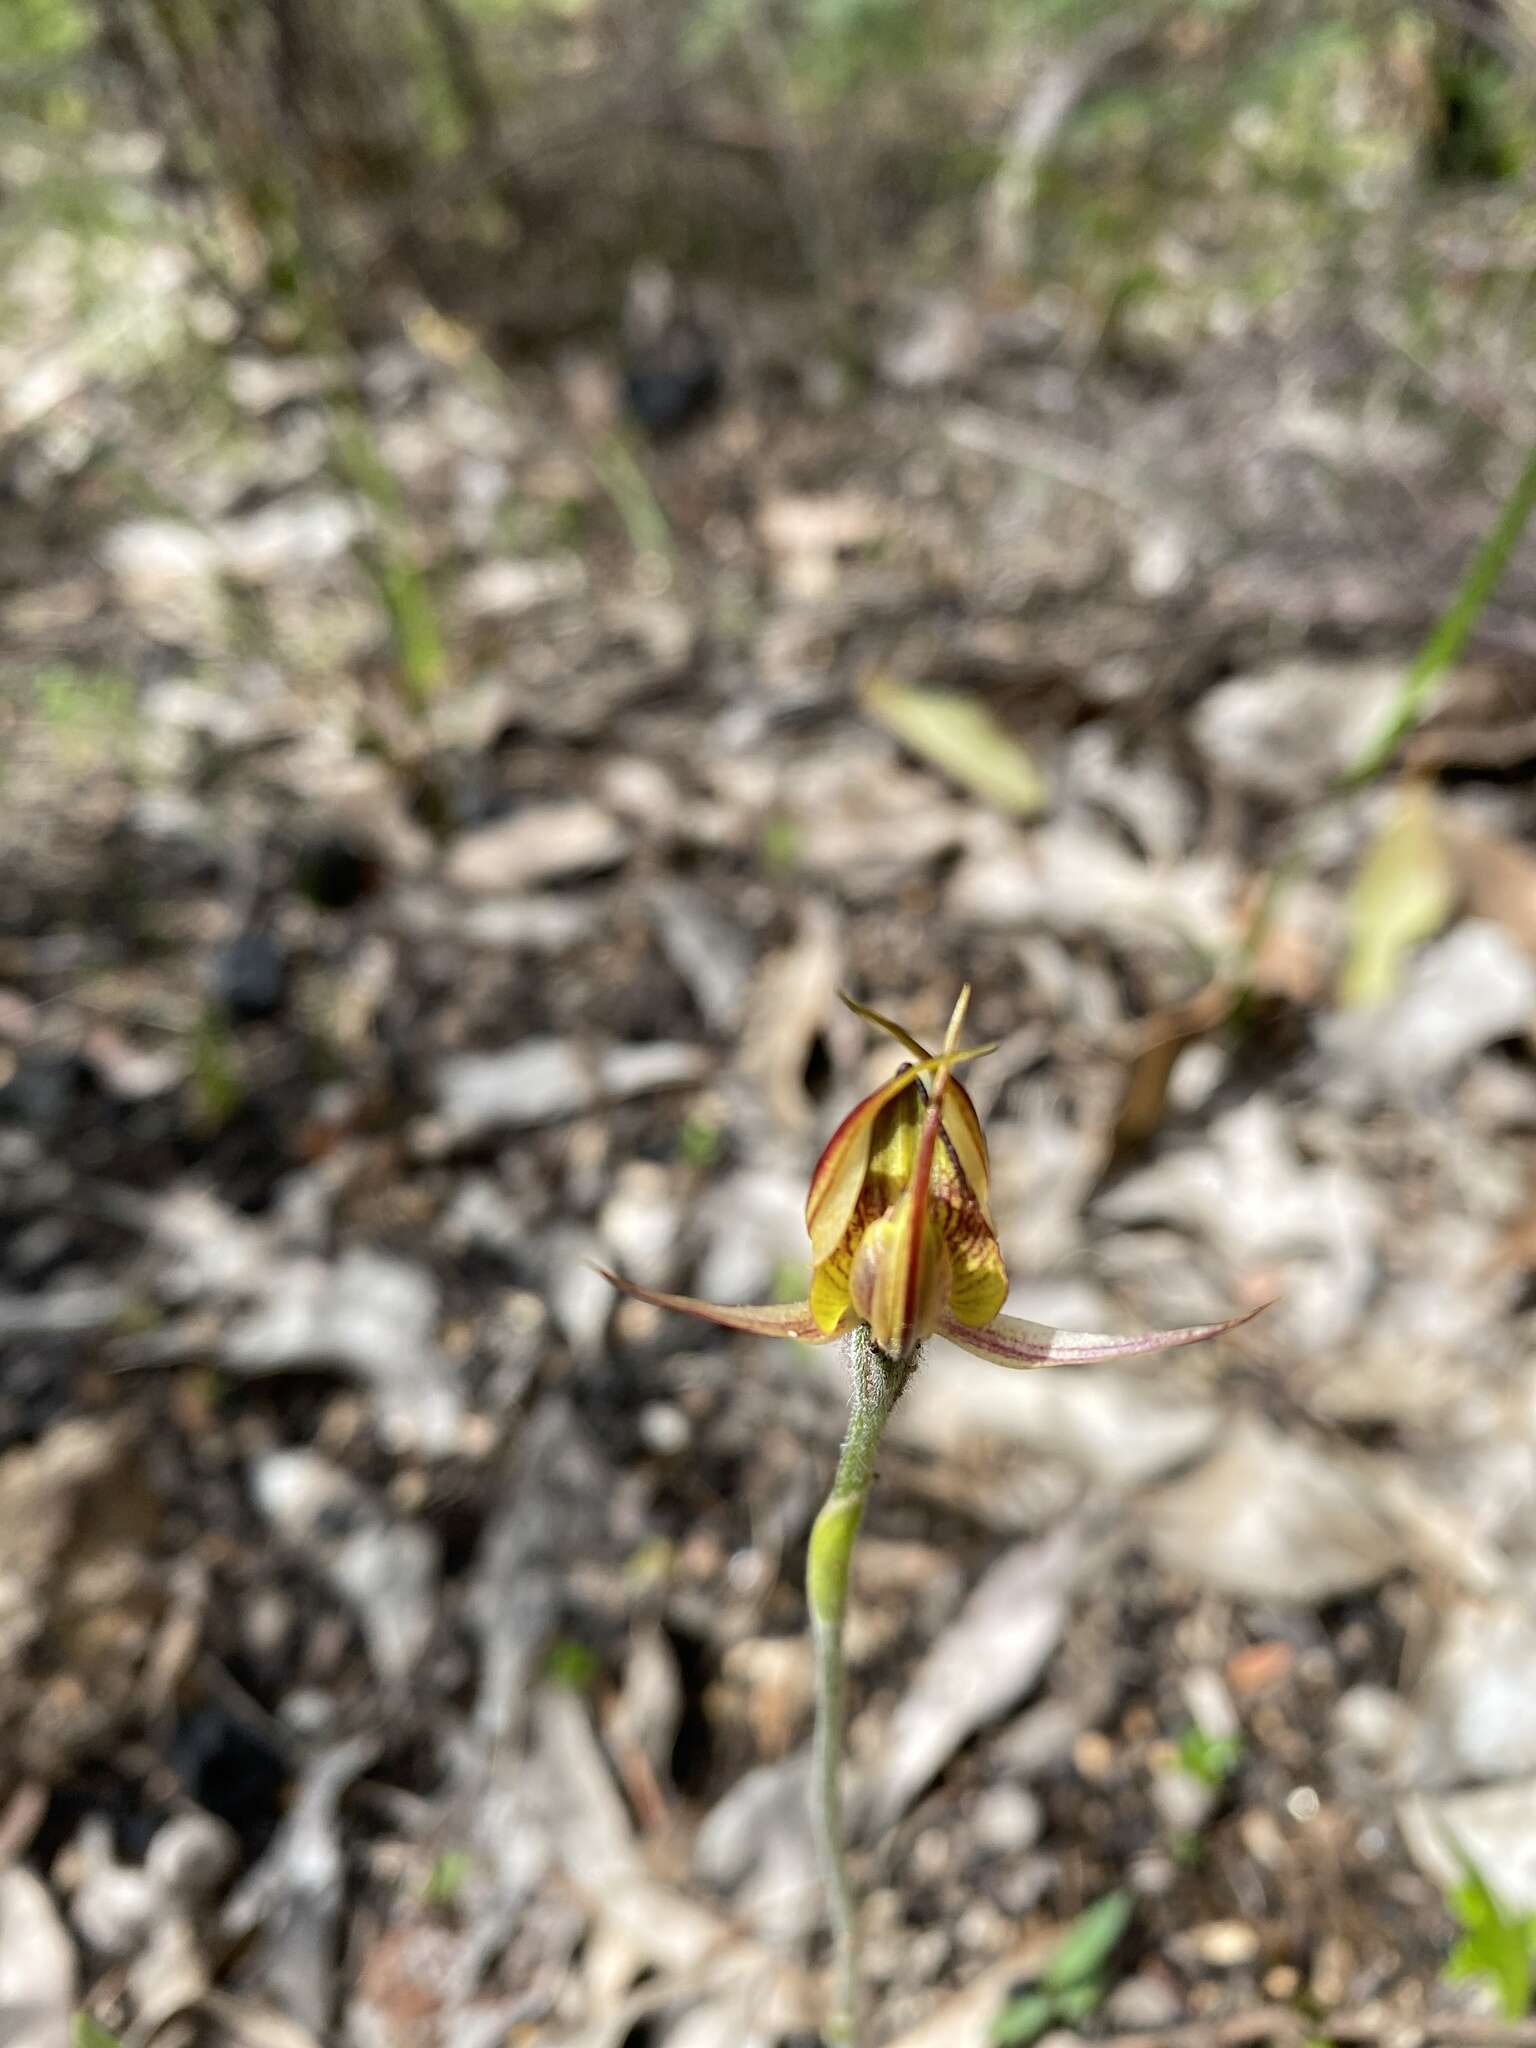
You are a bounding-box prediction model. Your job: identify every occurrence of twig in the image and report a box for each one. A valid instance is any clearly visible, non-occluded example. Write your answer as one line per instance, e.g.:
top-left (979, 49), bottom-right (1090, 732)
top-left (982, 11), bottom-right (1151, 274)
top-left (1097, 2007), bottom-right (1536, 2048)
top-left (0, 1781), bottom-right (46, 1870)
top-left (1405, 710), bottom-right (1536, 772)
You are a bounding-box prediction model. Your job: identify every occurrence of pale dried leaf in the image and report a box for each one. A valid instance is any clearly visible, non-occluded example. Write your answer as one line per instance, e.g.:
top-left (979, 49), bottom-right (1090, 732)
top-left (251, 1450), bottom-right (440, 1685)
top-left (861, 1522), bottom-right (1085, 1831)
top-left (0, 1867), bottom-right (75, 2048)
top-left (222, 1249), bottom-right (462, 1454)
top-left (1138, 1416), bottom-right (1403, 1602)
top-left (1338, 783), bottom-right (1455, 1008)
top-left (1401, 1779), bottom-right (1536, 1912)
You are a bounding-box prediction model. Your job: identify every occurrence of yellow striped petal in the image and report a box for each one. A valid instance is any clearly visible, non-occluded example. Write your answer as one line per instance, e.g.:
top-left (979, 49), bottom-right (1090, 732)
top-left (804, 1039), bottom-right (995, 1264)
top-left (845, 993), bottom-right (966, 1361)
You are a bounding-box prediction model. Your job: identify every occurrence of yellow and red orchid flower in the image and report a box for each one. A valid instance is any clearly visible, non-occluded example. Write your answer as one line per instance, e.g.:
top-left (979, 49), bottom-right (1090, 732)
top-left (600, 987), bottom-right (1263, 1369)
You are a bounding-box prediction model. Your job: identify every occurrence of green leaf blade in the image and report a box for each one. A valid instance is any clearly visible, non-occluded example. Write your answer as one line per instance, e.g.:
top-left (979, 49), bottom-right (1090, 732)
top-left (1042, 1889), bottom-right (1133, 1992)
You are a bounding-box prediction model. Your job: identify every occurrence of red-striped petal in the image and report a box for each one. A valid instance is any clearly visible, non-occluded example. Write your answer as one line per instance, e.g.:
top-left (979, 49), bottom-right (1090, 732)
top-left (594, 1266), bottom-right (837, 1342)
top-left (847, 992), bottom-right (967, 1361)
top-left (804, 1038), bottom-right (995, 1264)
top-left (934, 1301), bottom-right (1268, 1369)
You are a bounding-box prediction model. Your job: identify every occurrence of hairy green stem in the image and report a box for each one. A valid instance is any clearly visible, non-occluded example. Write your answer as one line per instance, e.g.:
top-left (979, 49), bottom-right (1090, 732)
top-left (806, 1326), bottom-right (915, 2048)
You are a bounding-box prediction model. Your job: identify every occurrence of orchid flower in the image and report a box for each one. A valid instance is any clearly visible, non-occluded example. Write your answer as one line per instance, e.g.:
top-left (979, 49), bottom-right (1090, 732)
top-left (599, 985), bottom-right (1261, 1370)
top-left (599, 985), bottom-right (1265, 2048)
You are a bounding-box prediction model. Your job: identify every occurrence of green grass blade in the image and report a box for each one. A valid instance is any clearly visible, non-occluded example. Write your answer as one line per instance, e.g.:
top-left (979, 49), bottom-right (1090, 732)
top-left (1347, 438), bottom-right (1536, 785)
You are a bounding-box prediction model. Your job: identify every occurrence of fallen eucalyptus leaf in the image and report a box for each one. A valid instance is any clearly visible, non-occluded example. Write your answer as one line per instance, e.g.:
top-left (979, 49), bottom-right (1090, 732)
top-left (0, 1867), bottom-right (75, 2048)
top-left (1109, 979), bottom-right (1233, 1158)
top-left (863, 675), bottom-right (1047, 818)
top-left (251, 1450), bottom-right (440, 1685)
top-left (883, 1939), bottom-right (1058, 2048)
top-left (1139, 1415), bottom-right (1402, 1602)
top-left (1401, 1779), bottom-right (1536, 1912)
top-left (222, 1248), bottom-right (462, 1454)
top-left (1447, 816), bottom-right (1536, 960)
top-left (861, 1521), bottom-right (1085, 1831)
top-left (1339, 783), bottom-right (1455, 1008)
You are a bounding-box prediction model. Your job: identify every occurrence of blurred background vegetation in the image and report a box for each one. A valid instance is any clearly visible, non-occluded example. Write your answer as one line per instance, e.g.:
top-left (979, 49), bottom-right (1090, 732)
top-left (14, 4), bottom-right (1536, 2039)
top-left (8, 0), bottom-right (1536, 732)
top-left (10, 0), bottom-right (1536, 370)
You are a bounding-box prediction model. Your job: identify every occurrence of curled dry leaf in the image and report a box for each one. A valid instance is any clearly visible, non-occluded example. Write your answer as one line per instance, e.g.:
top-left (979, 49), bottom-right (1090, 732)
top-left (1108, 977), bottom-right (1235, 1161)
top-left (736, 899), bottom-right (843, 1132)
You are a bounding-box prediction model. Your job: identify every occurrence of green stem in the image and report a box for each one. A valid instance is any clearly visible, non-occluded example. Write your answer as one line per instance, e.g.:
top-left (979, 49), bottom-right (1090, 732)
top-left (1346, 435), bottom-right (1536, 785)
top-left (806, 1326), bottom-right (914, 2048)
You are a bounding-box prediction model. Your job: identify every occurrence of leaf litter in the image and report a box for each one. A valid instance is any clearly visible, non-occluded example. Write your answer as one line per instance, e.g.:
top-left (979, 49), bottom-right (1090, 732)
top-left (14, 79), bottom-right (1536, 2048)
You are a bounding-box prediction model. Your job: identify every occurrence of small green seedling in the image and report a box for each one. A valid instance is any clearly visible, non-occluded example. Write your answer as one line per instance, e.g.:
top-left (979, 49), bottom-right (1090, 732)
top-left (1443, 1852), bottom-right (1536, 2018)
top-left (73, 2019), bottom-right (124, 2048)
top-left (424, 1847), bottom-right (472, 1909)
top-left (543, 1637), bottom-right (602, 1692)
top-left (989, 1890), bottom-right (1134, 2047)
top-left (677, 1113), bottom-right (724, 1168)
top-left (188, 1009), bottom-right (246, 1134)
top-left (1176, 1723), bottom-right (1244, 1790)
top-left (758, 814), bottom-right (802, 876)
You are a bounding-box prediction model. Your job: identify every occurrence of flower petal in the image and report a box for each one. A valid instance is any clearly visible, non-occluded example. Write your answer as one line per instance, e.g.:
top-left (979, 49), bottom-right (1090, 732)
top-left (849, 1202), bottom-right (949, 1361)
top-left (593, 1266), bottom-right (837, 1342)
top-left (934, 1301), bottom-right (1268, 1368)
top-left (837, 988), bottom-right (932, 1065)
top-left (839, 987), bottom-right (993, 1216)
top-left (809, 1185), bottom-right (882, 1333)
top-left (930, 1172), bottom-right (1009, 1327)
top-left (847, 996), bottom-right (966, 1361)
top-left (804, 1039), bottom-right (995, 1263)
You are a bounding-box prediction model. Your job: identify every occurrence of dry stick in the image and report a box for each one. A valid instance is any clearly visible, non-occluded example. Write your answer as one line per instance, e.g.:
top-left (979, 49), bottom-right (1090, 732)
top-left (806, 1325), bottom-right (915, 2048)
top-left (1346, 435), bottom-right (1536, 785)
top-left (982, 10), bottom-right (1151, 275)
top-left (0, 1782), bottom-right (46, 1870)
top-left (1099, 2009), bottom-right (1536, 2048)
top-left (414, 0), bottom-right (532, 221)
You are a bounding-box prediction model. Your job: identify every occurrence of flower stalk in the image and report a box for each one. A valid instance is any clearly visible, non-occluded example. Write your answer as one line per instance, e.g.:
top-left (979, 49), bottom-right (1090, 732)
top-left (807, 1323), bottom-right (913, 2048)
top-left (593, 983), bottom-right (1269, 2039)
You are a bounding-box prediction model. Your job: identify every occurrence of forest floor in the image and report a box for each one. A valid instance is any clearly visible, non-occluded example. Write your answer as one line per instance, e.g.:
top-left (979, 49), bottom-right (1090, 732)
top-left (9, 98), bottom-right (1536, 2048)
